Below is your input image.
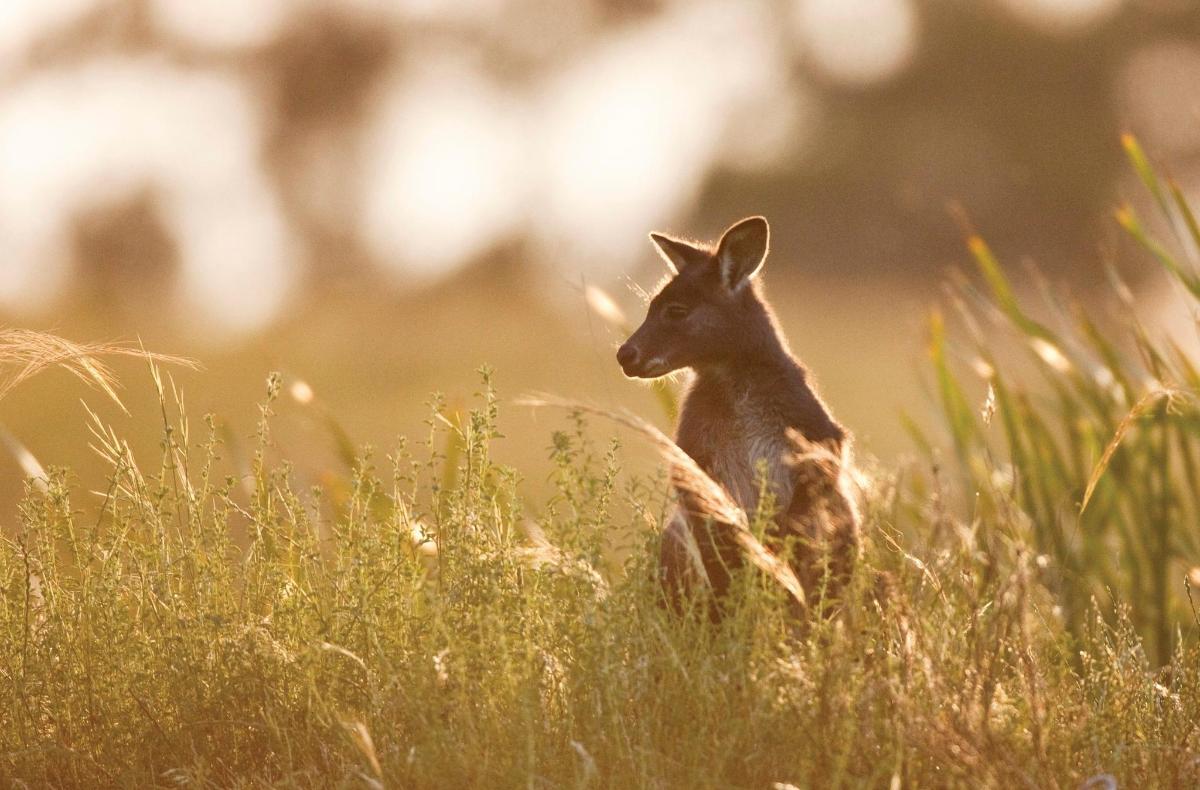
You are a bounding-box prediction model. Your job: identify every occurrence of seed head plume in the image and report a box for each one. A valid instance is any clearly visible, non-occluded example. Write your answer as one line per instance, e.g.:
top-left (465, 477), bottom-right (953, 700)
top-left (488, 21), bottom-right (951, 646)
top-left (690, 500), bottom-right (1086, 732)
top-left (0, 328), bottom-right (196, 413)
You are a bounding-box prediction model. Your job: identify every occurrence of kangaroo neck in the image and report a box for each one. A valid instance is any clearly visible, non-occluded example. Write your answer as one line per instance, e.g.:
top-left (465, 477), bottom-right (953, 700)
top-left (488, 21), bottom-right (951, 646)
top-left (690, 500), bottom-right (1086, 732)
top-left (695, 329), bottom-right (796, 383)
top-left (725, 294), bottom-right (793, 368)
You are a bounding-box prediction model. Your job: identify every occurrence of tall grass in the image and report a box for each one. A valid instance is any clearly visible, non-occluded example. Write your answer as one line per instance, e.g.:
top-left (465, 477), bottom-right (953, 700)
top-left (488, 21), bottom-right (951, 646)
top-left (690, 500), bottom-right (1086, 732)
top-left (2, 362), bottom-right (1198, 786)
top-left (921, 137), bottom-right (1200, 665)
top-left (3, 144), bottom-right (1200, 785)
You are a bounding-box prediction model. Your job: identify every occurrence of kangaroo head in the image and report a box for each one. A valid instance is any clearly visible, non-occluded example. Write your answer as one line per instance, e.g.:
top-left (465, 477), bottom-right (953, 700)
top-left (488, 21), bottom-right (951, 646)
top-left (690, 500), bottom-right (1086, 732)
top-left (617, 215), bottom-right (773, 379)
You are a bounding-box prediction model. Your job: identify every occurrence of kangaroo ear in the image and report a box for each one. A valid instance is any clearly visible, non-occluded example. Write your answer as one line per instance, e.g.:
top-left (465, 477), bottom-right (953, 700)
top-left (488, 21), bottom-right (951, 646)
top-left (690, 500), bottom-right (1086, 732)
top-left (716, 216), bottom-right (769, 289)
top-left (649, 232), bottom-right (708, 275)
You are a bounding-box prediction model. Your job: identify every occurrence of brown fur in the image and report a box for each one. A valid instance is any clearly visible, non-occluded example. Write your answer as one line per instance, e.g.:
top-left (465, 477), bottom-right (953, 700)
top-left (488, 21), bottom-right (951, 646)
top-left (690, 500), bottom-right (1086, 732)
top-left (617, 216), bottom-right (859, 618)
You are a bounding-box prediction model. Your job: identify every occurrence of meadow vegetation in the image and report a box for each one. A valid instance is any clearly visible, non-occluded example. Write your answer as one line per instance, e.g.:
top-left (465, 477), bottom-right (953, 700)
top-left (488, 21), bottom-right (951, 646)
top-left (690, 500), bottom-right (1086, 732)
top-left (923, 136), bottom-right (1200, 667)
top-left (2, 140), bottom-right (1200, 787)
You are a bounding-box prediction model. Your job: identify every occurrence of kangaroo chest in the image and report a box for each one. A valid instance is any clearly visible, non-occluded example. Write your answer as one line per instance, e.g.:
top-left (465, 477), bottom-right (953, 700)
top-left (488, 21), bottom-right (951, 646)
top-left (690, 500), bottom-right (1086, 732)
top-left (676, 387), bottom-right (796, 516)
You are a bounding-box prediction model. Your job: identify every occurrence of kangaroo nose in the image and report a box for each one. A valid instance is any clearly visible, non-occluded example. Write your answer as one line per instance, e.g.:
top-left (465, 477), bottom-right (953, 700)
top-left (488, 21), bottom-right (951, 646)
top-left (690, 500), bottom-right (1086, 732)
top-left (616, 344), bottom-right (639, 371)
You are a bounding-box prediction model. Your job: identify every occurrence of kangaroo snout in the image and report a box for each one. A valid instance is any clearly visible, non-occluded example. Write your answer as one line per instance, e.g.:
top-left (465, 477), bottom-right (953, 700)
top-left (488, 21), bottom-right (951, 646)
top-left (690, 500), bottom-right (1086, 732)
top-left (616, 343), bottom-right (641, 376)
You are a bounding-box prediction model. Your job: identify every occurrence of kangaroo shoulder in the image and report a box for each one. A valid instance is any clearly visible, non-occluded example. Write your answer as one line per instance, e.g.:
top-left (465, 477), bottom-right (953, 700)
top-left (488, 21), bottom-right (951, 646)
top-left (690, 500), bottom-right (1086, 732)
top-left (774, 365), bottom-right (846, 446)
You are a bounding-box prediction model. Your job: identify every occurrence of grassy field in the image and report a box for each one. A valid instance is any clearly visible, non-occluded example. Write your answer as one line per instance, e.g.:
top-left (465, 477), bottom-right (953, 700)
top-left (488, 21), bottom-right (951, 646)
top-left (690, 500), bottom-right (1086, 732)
top-left (3, 140), bottom-right (1200, 787)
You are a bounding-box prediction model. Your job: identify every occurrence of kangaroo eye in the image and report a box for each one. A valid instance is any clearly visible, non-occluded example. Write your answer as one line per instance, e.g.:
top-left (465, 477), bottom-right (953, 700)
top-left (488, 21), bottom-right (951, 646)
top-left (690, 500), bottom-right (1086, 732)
top-left (663, 304), bottom-right (689, 321)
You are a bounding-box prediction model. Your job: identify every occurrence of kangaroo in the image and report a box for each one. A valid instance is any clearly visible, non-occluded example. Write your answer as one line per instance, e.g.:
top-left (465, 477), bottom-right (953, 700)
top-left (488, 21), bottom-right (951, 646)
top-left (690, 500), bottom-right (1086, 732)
top-left (616, 216), bottom-right (858, 617)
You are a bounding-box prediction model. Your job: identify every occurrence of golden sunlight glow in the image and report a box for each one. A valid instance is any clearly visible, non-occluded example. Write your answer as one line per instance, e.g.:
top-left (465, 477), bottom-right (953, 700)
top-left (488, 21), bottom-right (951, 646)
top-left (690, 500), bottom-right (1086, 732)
top-left (385, 0), bottom-right (505, 24)
top-left (150, 0), bottom-right (292, 49)
top-left (793, 0), bottom-right (918, 86)
top-left (1030, 338), bottom-right (1072, 373)
top-left (1118, 41), bottom-right (1200, 157)
top-left (0, 0), bottom-right (1186, 338)
top-left (998, 0), bottom-right (1124, 32)
top-left (538, 0), bottom-right (793, 271)
top-left (0, 59), bottom-right (294, 333)
top-left (584, 285), bottom-right (627, 328)
top-left (289, 379), bottom-right (315, 404)
top-left (0, 0), bottom-right (100, 71)
top-left (359, 53), bottom-right (528, 279)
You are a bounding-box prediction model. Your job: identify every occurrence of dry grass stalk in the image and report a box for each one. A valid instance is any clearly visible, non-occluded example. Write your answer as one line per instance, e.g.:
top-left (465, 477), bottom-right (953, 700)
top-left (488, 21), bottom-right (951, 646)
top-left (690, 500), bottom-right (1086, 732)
top-left (1080, 386), bottom-right (1185, 514)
